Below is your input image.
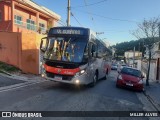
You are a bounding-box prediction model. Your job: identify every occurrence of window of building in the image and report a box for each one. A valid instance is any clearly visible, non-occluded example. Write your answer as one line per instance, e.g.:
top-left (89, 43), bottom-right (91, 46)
top-left (14, 15), bottom-right (22, 25)
top-left (39, 23), bottom-right (45, 31)
top-left (27, 19), bottom-right (35, 31)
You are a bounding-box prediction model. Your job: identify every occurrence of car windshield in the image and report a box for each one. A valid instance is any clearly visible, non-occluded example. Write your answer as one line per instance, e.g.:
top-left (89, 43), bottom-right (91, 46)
top-left (44, 36), bottom-right (87, 63)
top-left (121, 67), bottom-right (141, 77)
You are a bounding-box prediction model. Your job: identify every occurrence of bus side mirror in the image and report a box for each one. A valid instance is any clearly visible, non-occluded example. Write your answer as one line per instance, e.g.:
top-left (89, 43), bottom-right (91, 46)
top-left (92, 45), bottom-right (96, 53)
top-left (83, 53), bottom-right (89, 62)
top-left (40, 37), bottom-right (47, 52)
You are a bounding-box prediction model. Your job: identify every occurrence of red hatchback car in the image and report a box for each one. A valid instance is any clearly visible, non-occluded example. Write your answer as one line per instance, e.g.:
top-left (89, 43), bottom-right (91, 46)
top-left (116, 67), bottom-right (144, 91)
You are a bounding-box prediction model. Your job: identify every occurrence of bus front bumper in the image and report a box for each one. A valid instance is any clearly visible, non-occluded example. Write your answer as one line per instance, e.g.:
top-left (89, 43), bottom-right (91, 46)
top-left (41, 72), bottom-right (91, 85)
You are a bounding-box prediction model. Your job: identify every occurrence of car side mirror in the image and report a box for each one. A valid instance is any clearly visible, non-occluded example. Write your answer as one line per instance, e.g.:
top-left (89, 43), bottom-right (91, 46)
top-left (92, 45), bottom-right (96, 53)
top-left (141, 75), bottom-right (145, 78)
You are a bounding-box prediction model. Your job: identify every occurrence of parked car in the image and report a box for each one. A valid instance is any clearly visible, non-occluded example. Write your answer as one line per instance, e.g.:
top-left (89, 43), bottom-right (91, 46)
top-left (116, 67), bottom-right (144, 91)
top-left (120, 64), bottom-right (127, 69)
top-left (111, 64), bottom-right (118, 70)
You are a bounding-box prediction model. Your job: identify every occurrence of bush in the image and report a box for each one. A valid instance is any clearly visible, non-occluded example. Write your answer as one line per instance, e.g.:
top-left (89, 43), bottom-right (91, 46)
top-left (0, 61), bottom-right (20, 73)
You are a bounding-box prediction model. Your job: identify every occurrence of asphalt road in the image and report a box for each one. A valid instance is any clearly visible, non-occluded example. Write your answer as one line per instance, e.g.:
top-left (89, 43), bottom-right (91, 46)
top-left (0, 75), bottom-right (25, 87)
top-left (0, 70), bottom-right (154, 120)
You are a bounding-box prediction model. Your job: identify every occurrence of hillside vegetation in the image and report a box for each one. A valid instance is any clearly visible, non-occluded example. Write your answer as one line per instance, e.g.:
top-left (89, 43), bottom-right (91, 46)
top-left (112, 38), bottom-right (159, 56)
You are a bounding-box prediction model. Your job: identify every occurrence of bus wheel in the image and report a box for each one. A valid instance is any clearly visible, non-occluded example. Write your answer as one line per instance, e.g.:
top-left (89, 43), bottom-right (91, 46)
top-left (103, 69), bottom-right (108, 80)
top-left (89, 73), bottom-right (97, 87)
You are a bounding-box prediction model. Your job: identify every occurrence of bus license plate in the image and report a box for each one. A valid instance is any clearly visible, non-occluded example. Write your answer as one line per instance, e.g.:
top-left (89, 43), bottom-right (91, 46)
top-left (126, 83), bottom-right (133, 86)
top-left (54, 76), bottom-right (62, 80)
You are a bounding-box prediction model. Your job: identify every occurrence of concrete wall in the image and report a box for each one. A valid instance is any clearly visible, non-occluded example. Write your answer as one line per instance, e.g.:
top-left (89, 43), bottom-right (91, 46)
top-left (0, 32), bottom-right (21, 68)
top-left (21, 33), bottom-right (45, 74)
top-left (141, 60), bottom-right (156, 82)
top-left (135, 60), bottom-right (141, 70)
top-left (0, 31), bottom-right (45, 74)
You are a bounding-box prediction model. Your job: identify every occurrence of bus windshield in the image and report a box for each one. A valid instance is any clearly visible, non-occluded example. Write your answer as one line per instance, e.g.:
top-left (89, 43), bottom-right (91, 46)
top-left (44, 36), bottom-right (88, 63)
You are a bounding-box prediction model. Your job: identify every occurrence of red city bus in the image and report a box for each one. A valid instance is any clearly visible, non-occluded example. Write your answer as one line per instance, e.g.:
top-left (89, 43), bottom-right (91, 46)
top-left (40, 27), bottom-right (112, 86)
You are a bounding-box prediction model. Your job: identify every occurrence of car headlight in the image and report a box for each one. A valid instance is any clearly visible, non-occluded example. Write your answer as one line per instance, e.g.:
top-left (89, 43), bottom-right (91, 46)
top-left (138, 79), bottom-right (143, 84)
top-left (118, 75), bottom-right (122, 80)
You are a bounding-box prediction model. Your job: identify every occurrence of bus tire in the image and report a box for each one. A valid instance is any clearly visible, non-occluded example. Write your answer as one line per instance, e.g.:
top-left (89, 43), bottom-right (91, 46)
top-left (89, 73), bottom-right (98, 87)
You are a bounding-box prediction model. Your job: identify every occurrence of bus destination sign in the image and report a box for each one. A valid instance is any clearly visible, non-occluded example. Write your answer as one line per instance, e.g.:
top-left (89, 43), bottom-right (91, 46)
top-left (56, 29), bottom-right (81, 35)
top-left (49, 28), bottom-right (88, 35)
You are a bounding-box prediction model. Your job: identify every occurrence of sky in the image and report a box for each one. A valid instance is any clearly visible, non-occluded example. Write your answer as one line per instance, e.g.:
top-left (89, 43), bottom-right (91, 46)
top-left (33, 0), bottom-right (160, 45)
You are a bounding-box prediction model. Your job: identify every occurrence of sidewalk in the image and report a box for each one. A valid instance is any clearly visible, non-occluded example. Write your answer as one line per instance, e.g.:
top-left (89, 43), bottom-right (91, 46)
top-left (144, 81), bottom-right (160, 111)
top-left (0, 70), bottom-right (45, 88)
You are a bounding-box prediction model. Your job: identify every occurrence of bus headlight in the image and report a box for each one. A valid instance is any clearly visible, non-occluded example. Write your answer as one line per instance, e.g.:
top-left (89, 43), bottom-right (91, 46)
top-left (75, 69), bottom-right (86, 76)
top-left (41, 74), bottom-right (45, 77)
top-left (75, 79), bottom-right (80, 84)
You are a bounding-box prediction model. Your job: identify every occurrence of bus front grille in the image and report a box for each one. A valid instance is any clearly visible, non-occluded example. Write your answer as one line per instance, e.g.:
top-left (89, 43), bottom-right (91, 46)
top-left (46, 71), bottom-right (73, 81)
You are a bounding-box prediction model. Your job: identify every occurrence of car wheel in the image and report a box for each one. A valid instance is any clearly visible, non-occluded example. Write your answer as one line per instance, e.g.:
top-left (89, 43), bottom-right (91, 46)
top-left (116, 83), bottom-right (120, 88)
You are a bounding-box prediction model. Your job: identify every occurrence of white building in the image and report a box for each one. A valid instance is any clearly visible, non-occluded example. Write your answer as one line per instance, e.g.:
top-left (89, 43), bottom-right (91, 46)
top-left (144, 42), bottom-right (160, 59)
top-left (125, 51), bottom-right (142, 59)
top-left (124, 51), bottom-right (142, 68)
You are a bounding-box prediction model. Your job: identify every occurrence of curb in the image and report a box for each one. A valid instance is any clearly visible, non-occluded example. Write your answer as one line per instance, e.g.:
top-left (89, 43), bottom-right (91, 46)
top-left (0, 72), bottom-right (28, 81)
top-left (143, 90), bottom-right (160, 113)
top-left (0, 70), bottom-right (46, 91)
top-left (0, 70), bottom-right (12, 76)
top-left (0, 70), bottom-right (44, 82)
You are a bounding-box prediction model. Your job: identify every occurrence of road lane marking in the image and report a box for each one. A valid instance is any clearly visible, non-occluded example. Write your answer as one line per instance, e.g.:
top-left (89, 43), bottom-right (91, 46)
top-left (0, 80), bottom-right (45, 93)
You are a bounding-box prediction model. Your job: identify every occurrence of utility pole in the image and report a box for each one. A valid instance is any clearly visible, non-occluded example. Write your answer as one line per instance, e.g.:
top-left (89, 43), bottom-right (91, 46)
top-left (67, 0), bottom-right (71, 26)
top-left (157, 23), bottom-right (160, 83)
top-left (133, 46), bottom-right (135, 68)
top-left (146, 46), bottom-right (151, 86)
top-left (159, 23), bottom-right (160, 39)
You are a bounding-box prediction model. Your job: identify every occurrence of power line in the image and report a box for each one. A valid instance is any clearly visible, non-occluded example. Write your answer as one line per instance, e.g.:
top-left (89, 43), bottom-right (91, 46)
top-left (72, 8), bottom-right (138, 23)
top-left (59, 19), bottom-right (67, 26)
top-left (103, 30), bottom-right (129, 33)
top-left (57, 21), bottom-right (66, 26)
top-left (72, 0), bottom-right (108, 8)
top-left (71, 12), bottom-right (83, 27)
top-left (32, 0), bottom-right (66, 26)
top-left (83, 0), bottom-right (98, 31)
